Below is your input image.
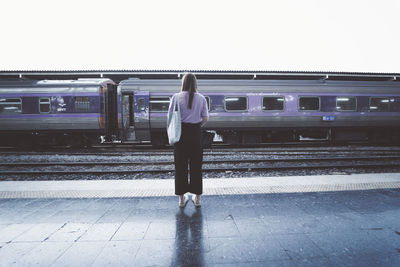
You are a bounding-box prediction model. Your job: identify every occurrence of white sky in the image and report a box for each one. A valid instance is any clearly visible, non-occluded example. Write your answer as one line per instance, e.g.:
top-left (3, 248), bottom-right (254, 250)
top-left (1, 0), bottom-right (399, 72)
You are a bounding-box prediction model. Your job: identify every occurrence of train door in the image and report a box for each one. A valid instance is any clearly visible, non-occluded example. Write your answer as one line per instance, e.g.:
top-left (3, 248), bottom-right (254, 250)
top-left (133, 92), bottom-right (151, 142)
top-left (105, 83), bottom-right (118, 141)
top-left (121, 92), bottom-right (135, 141)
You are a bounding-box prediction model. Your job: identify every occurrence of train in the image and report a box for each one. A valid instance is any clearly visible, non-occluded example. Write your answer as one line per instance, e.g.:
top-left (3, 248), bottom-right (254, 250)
top-left (1, 77), bottom-right (400, 147)
top-left (0, 78), bottom-right (119, 147)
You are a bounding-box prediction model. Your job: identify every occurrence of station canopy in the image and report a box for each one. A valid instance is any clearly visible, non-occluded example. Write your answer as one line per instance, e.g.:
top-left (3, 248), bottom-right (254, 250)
top-left (0, 70), bottom-right (399, 83)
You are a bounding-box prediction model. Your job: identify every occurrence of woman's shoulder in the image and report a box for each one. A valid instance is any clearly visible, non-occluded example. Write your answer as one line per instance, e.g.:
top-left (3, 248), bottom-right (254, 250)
top-left (175, 92), bottom-right (185, 98)
top-left (177, 92), bottom-right (189, 97)
top-left (195, 92), bottom-right (206, 100)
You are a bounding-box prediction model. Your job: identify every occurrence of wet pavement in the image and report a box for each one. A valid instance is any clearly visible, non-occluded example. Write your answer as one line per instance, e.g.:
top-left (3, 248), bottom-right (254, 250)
top-left (0, 187), bottom-right (399, 266)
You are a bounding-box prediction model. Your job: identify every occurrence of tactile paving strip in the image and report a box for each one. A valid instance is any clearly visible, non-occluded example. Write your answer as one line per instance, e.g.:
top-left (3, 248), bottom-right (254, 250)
top-left (0, 182), bottom-right (399, 199)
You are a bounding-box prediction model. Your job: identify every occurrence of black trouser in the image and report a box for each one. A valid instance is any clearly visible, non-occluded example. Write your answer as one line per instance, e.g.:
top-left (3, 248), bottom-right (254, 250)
top-left (174, 122), bottom-right (203, 195)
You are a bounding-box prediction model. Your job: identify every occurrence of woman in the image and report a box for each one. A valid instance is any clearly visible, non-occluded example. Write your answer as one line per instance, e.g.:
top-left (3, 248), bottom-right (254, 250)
top-left (168, 73), bottom-right (209, 207)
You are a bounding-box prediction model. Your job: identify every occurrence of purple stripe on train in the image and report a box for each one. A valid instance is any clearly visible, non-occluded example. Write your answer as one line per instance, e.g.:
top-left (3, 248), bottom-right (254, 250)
top-left (0, 113), bottom-right (102, 119)
top-left (148, 92), bottom-right (400, 96)
top-left (149, 112), bottom-right (400, 117)
top-left (0, 93), bottom-right (101, 97)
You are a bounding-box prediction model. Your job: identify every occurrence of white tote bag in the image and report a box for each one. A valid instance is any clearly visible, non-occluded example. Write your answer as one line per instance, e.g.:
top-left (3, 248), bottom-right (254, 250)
top-left (167, 94), bottom-right (182, 145)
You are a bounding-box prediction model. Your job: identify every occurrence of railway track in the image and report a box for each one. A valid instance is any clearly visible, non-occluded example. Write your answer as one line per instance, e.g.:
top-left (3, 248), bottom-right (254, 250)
top-left (0, 141), bottom-right (333, 151)
top-left (1, 145), bottom-right (400, 179)
top-left (1, 147), bottom-right (400, 157)
top-left (1, 155), bottom-right (400, 176)
top-left (1, 155), bottom-right (400, 167)
top-left (0, 163), bottom-right (399, 175)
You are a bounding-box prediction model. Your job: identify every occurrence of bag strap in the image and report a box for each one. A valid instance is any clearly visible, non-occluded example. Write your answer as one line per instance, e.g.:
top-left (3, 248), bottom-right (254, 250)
top-left (167, 93), bottom-right (180, 127)
top-left (174, 93), bottom-right (180, 112)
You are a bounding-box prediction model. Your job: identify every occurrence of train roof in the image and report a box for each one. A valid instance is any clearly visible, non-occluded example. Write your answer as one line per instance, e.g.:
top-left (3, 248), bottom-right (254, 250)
top-left (0, 78), bottom-right (114, 88)
top-left (119, 79), bottom-right (400, 94)
top-left (0, 70), bottom-right (399, 83)
top-left (119, 78), bottom-right (400, 87)
top-left (0, 78), bottom-right (115, 94)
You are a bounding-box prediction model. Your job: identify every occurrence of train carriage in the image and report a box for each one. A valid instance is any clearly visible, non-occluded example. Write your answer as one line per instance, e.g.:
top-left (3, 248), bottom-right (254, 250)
top-left (119, 78), bottom-right (400, 146)
top-left (0, 78), bottom-right (119, 147)
top-left (1, 75), bottom-right (400, 148)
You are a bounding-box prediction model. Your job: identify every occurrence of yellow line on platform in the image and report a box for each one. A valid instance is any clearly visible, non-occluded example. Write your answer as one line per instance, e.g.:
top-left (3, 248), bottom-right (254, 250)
top-left (0, 182), bottom-right (399, 199)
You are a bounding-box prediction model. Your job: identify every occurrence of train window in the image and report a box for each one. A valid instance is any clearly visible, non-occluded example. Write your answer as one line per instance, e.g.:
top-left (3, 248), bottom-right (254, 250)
top-left (299, 97), bottom-right (320, 111)
top-left (262, 96), bottom-right (284, 111)
top-left (370, 97), bottom-right (390, 112)
top-left (205, 96), bottom-right (211, 111)
top-left (75, 96), bottom-right (90, 112)
top-left (39, 98), bottom-right (50, 113)
top-left (224, 96), bottom-right (247, 111)
top-left (150, 96), bottom-right (170, 112)
top-left (0, 98), bottom-right (22, 114)
top-left (336, 97), bottom-right (356, 111)
top-left (138, 98), bottom-right (146, 112)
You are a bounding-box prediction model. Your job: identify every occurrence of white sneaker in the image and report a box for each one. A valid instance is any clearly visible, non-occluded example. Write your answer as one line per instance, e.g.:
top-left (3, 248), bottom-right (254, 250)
top-left (179, 195), bottom-right (189, 208)
top-left (192, 195), bottom-right (201, 207)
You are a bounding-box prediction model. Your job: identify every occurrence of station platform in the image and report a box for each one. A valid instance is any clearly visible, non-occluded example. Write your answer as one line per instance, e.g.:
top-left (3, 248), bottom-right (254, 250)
top-left (0, 173), bottom-right (399, 266)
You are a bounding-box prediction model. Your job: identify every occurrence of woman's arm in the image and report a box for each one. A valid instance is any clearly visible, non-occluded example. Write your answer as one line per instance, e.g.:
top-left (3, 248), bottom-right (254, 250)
top-left (201, 116), bottom-right (208, 127)
top-left (200, 96), bottom-right (209, 127)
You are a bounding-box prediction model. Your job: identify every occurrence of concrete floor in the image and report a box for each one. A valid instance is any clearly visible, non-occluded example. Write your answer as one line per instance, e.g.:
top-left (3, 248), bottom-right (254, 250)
top-left (0, 174), bottom-right (400, 266)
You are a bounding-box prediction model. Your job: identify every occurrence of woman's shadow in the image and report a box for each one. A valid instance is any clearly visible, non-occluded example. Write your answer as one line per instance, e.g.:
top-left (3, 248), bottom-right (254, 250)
top-left (173, 207), bottom-right (205, 266)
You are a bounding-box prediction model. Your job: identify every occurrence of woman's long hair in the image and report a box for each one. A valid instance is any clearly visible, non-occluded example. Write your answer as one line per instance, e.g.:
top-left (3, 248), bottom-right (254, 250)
top-left (181, 73), bottom-right (198, 109)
